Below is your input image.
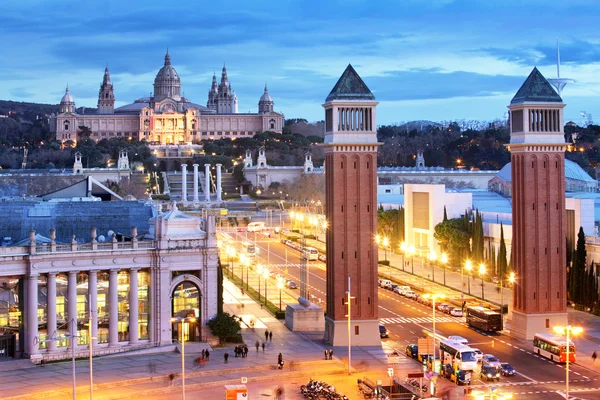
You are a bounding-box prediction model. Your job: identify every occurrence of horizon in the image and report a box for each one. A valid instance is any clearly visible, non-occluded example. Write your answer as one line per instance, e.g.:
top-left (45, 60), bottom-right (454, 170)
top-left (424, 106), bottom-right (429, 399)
top-left (1, 0), bottom-right (599, 125)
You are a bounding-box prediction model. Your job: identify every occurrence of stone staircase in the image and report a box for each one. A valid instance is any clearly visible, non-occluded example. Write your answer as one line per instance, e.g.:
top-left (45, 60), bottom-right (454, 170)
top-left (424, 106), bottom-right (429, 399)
top-left (163, 171), bottom-right (207, 201)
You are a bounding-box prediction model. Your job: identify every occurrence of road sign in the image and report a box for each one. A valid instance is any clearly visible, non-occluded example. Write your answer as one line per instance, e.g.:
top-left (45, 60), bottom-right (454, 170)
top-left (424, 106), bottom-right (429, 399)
top-left (387, 367), bottom-right (394, 377)
top-left (407, 372), bottom-right (424, 379)
top-left (241, 377), bottom-right (247, 384)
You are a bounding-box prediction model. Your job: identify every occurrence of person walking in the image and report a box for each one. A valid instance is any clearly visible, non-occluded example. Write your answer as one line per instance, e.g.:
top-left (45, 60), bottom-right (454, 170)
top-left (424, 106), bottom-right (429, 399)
top-left (329, 349), bottom-right (333, 360)
top-left (255, 340), bottom-right (260, 352)
top-left (277, 353), bottom-right (284, 369)
top-left (201, 349), bottom-right (206, 360)
top-left (168, 373), bottom-right (176, 387)
top-left (262, 342), bottom-right (265, 352)
top-left (265, 330), bottom-right (269, 342)
top-left (324, 349), bottom-right (328, 360)
top-left (205, 350), bottom-right (210, 361)
top-left (593, 351), bottom-right (598, 363)
top-left (244, 345), bottom-right (248, 357)
top-left (224, 352), bottom-right (229, 364)
top-left (269, 331), bottom-right (273, 342)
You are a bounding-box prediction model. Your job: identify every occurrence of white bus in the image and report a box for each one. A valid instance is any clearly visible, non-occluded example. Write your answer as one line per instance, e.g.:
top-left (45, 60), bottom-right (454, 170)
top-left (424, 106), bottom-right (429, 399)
top-left (241, 242), bottom-right (256, 257)
top-left (303, 247), bottom-right (319, 261)
top-left (247, 221), bottom-right (266, 232)
top-left (533, 333), bottom-right (576, 363)
top-left (439, 339), bottom-right (478, 371)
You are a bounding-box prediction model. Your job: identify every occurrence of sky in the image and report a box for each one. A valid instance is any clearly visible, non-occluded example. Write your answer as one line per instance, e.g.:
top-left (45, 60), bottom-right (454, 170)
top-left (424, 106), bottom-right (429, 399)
top-left (1, 0), bottom-right (600, 125)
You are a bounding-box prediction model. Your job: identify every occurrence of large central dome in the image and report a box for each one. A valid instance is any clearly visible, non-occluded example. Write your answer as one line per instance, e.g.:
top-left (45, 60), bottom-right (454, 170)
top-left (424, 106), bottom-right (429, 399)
top-left (154, 51), bottom-right (182, 101)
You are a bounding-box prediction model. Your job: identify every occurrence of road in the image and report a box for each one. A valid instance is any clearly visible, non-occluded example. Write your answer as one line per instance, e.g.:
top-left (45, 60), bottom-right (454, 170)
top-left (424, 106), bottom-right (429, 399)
top-left (219, 228), bottom-right (600, 399)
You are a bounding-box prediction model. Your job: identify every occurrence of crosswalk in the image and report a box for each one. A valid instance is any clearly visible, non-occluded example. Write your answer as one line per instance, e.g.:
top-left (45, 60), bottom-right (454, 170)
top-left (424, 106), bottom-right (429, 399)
top-left (380, 316), bottom-right (464, 324)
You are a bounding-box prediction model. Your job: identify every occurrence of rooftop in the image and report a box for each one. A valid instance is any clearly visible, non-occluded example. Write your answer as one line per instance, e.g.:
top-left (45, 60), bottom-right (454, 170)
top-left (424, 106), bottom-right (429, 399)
top-left (325, 64), bottom-right (375, 102)
top-left (510, 67), bottom-right (563, 104)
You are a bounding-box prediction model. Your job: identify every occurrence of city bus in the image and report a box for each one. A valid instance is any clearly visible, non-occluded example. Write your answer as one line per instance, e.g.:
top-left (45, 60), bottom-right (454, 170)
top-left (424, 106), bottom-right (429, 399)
top-left (247, 222), bottom-right (265, 232)
top-left (241, 242), bottom-right (256, 257)
top-left (303, 247), bottom-right (319, 261)
top-left (466, 306), bottom-right (503, 332)
top-left (533, 333), bottom-right (576, 363)
top-left (439, 339), bottom-right (479, 371)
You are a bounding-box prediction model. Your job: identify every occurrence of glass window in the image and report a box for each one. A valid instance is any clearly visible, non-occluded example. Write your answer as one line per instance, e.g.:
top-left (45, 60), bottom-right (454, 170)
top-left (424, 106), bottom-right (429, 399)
top-left (97, 272), bottom-right (109, 344)
top-left (138, 271), bottom-right (150, 340)
top-left (117, 271), bottom-right (130, 342)
top-left (76, 272), bottom-right (88, 345)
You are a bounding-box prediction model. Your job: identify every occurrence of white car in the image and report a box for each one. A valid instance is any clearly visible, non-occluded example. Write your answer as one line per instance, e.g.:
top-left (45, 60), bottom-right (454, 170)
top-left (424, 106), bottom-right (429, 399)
top-left (482, 354), bottom-right (501, 368)
top-left (448, 335), bottom-right (469, 345)
top-left (450, 308), bottom-right (463, 317)
top-left (404, 291), bottom-right (418, 300)
top-left (471, 348), bottom-right (484, 362)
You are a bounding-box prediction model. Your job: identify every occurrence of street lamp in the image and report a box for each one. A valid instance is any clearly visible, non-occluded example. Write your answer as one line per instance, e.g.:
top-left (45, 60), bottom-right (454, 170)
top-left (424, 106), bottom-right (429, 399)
top-left (501, 272), bottom-right (516, 330)
top-left (171, 316), bottom-right (196, 400)
top-left (479, 263), bottom-right (486, 299)
top-left (440, 253), bottom-right (448, 286)
top-left (226, 246), bottom-right (236, 278)
top-left (382, 237), bottom-right (390, 262)
top-left (277, 277), bottom-right (284, 310)
top-left (553, 325), bottom-right (583, 400)
top-left (263, 267), bottom-right (269, 305)
top-left (429, 251), bottom-right (437, 283)
top-left (345, 276), bottom-right (355, 375)
top-left (399, 242), bottom-right (406, 271)
top-left (464, 260), bottom-right (472, 296)
top-left (424, 293), bottom-right (445, 380)
top-left (257, 264), bottom-right (263, 301)
top-left (408, 245), bottom-right (415, 275)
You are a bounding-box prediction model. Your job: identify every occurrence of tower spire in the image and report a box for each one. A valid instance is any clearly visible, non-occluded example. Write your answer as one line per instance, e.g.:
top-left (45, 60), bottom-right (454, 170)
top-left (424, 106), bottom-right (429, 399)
top-left (547, 39), bottom-right (574, 97)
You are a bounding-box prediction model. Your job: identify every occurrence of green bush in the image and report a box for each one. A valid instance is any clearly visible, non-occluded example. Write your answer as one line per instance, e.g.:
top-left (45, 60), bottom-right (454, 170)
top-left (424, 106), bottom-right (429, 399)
top-left (151, 194), bottom-right (171, 201)
top-left (378, 260), bottom-right (390, 266)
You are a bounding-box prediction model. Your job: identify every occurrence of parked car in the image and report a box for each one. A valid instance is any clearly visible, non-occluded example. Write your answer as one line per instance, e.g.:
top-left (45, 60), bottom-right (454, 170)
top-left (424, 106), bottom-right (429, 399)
top-left (482, 354), bottom-right (501, 368)
top-left (286, 280), bottom-right (298, 289)
top-left (390, 284), bottom-right (399, 292)
top-left (379, 324), bottom-right (389, 338)
top-left (480, 365), bottom-right (501, 381)
top-left (500, 363), bottom-right (516, 377)
top-left (380, 279), bottom-right (392, 290)
top-left (448, 335), bottom-right (469, 345)
top-left (450, 308), bottom-right (463, 317)
top-left (404, 291), bottom-right (418, 300)
top-left (438, 304), bottom-right (451, 313)
top-left (393, 286), bottom-right (403, 295)
top-left (397, 286), bottom-right (411, 295)
top-left (406, 344), bottom-right (418, 359)
top-left (471, 348), bottom-right (484, 362)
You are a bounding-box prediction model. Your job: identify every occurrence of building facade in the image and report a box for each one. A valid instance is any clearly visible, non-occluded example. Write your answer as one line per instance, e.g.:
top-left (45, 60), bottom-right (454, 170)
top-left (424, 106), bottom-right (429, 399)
top-left (0, 202), bottom-right (218, 361)
top-left (50, 52), bottom-right (284, 144)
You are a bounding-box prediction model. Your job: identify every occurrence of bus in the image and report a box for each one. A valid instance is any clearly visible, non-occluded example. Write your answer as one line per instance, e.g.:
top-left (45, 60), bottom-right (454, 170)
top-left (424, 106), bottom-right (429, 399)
top-left (241, 242), bottom-right (256, 257)
top-left (533, 333), bottom-right (576, 363)
top-left (439, 339), bottom-right (479, 371)
top-left (303, 247), bottom-right (319, 261)
top-left (247, 222), bottom-right (265, 232)
top-left (466, 306), bottom-right (503, 332)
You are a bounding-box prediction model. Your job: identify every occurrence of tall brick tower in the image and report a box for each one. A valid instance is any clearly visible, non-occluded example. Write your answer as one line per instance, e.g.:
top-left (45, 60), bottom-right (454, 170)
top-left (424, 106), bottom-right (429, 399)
top-left (508, 67), bottom-right (568, 340)
top-left (323, 65), bottom-right (380, 346)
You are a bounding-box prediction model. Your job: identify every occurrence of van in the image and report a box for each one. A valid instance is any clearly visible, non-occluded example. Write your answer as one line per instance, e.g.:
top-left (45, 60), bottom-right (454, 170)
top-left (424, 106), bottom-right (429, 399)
top-left (303, 247), bottom-right (319, 261)
top-left (380, 279), bottom-right (392, 289)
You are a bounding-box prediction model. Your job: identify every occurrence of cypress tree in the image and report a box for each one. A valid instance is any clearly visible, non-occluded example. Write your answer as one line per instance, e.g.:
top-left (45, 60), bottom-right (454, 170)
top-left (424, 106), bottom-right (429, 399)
top-left (443, 206), bottom-right (448, 222)
top-left (217, 258), bottom-right (224, 315)
top-left (399, 206), bottom-right (405, 242)
top-left (497, 223), bottom-right (508, 281)
top-left (575, 227), bottom-right (587, 305)
top-left (569, 249), bottom-right (578, 303)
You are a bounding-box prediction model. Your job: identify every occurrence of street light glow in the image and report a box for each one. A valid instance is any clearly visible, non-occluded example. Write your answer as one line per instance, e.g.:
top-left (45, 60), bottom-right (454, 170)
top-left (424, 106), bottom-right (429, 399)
top-left (479, 263), bottom-right (486, 275)
top-left (465, 259), bottom-right (472, 272)
top-left (440, 253), bottom-right (448, 264)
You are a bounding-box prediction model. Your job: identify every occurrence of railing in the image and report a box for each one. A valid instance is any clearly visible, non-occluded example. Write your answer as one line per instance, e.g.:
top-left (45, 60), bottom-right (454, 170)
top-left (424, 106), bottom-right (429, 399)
top-left (6, 240), bottom-right (158, 256)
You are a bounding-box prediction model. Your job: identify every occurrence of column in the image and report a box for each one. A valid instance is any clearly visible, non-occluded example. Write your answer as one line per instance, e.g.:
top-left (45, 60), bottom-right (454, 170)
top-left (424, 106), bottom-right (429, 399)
top-left (216, 164), bottom-right (223, 202)
top-left (25, 275), bottom-right (39, 355)
top-left (47, 273), bottom-right (57, 351)
top-left (88, 270), bottom-right (98, 346)
top-left (181, 164), bottom-right (188, 203)
top-left (108, 269), bottom-right (119, 346)
top-left (193, 164), bottom-right (199, 202)
top-left (129, 268), bottom-right (139, 344)
top-left (67, 271), bottom-right (78, 348)
top-left (204, 163), bottom-right (211, 202)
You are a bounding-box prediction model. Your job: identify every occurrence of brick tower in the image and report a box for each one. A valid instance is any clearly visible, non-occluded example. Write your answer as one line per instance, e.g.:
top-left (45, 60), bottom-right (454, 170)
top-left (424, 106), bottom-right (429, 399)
top-left (508, 67), bottom-right (568, 340)
top-left (323, 65), bottom-right (380, 346)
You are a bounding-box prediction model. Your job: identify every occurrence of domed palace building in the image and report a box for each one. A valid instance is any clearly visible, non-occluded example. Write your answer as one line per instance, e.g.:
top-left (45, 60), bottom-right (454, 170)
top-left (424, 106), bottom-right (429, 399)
top-left (50, 51), bottom-right (284, 144)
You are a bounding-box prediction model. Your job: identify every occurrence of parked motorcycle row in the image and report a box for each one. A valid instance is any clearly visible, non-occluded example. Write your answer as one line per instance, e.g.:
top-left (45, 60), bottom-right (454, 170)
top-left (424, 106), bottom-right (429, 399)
top-left (300, 379), bottom-right (349, 399)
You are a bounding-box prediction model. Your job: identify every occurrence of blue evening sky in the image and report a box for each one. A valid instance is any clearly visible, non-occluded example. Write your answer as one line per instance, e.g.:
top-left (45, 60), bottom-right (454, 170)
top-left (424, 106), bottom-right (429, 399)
top-left (1, 0), bottom-right (599, 125)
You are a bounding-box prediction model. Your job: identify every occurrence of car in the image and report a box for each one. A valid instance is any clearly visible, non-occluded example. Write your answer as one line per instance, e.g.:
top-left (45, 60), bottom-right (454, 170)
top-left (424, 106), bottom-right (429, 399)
top-left (280, 238), bottom-right (288, 244)
top-left (500, 362), bottom-right (516, 377)
top-left (397, 286), bottom-right (411, 295)
top-left (480, 365), bottom-right (501, 381)
top-left (418, 353), bottom-right (434, 365)
top-left (379, 324), bottom-right (389, 338)
top-left (393, 286), bottom-right (403, 295)
top-left (286, 280), bottom-right (298, 289)
top-left (448, 335), bottom-right (469, 345)
top-left (482, 354), bottom-right (501, 368)
top-left (378, 278), bottom-right (383, 287)
top-left (404, 291), bottom-right (418, 300)
top-left (471, 348), bottom-right (484, 362)
top-left (406, 344), bottom-right (418, 358)
top-left (380, 279), bottom-right (392, 290)
top-left (390, 284), bottom-right (399, 292)
top-left (450, 308), bottom-right (463, 317)
top-left (438, 304), bottom-right (451, 313)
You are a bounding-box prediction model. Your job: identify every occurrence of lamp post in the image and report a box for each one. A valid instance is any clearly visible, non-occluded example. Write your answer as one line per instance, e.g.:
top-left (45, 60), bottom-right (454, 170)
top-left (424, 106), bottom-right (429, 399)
top-left (383, 237), bottom-right (389, 262)
top-left (440, 253), bottom-right (448, 286)
top-left (277, 277), bottom-right (284, 310)
top-left (400, 242), bottom-right (406, 271)
top-left (408, 245), bottom-right (415, 275)
top-left (375, 235), bottom-right (381, 262)
top-left (464, 260), bottom-right (472, 296)
top-left (429, 251), bottom-right (437, 283)
top-left (479, 263), bottom-right (486, 300)
top-left (425, 293), bottom-right (445, 381)
top-left (263, 267), bottom-right (269, 305)
top-left (257, 264), bottom-right (263, 301)
top-left (502, 272), bottom-right (516, 331)
top-left (553, 325), bottom-right (583, 400)
top-left (345, 276), bottom-right (355, 375)
top-left (171, 316), bottom-right (196, 400)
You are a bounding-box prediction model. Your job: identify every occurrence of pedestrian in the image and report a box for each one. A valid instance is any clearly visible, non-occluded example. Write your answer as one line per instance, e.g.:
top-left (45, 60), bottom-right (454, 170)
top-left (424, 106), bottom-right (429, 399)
top-left (274, 385), bottom-right (284, 400)
top-left (148, 361), bottom-right (156, 373)
top-left (269, 331), bottom-right (273, 342)
top-left (224, 352), bottom-right (229, 364)
top-left (262, 342), bottom-right (265, 352)
top-left (255, 340), bottom-right (260, 352)
top-left (324, 349), bottom-right (328, 360)
top-left (168, 373), bottom-right (176, 387)
top-left (277, 353), bottom-right (284, 369)
top-left (201, 349), bottom-right (206, 360)
top-left (244, 345), bottom-right (248, 357)
top-left (205, 350), bottom-right (210, 361)
top-left (593, 351), bottom-right (598, 363)
top-left (329, 349), bottom-right (333, 360)
top-left (265, 330), bottom-right (269, 341)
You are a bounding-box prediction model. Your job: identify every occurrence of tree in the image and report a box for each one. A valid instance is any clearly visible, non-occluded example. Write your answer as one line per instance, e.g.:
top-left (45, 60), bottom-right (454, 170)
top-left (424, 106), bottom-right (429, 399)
top-left (217, 259), bottom-right (224, 315)
top-left (575, 227), bottom-right (587, 305)
top-left (206, 312), bottom-right (241, 345)
top-left (443, 206), bottom-right (448, 222)
top-left (434, 218), bottom-right (470, 265)
top-left (497, 223), bottom-right (508, 280)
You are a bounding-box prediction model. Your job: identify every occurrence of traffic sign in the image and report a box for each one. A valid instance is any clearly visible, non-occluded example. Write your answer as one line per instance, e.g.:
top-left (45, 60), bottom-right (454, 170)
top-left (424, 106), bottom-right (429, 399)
top-left (407, 372), bottom-right (424, 379)
top-left (241, 377), bottom-right (247, 384)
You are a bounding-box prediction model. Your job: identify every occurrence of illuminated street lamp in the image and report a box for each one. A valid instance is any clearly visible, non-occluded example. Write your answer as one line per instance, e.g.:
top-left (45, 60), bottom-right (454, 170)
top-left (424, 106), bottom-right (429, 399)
top-left (382, 237), bottom-right (390, 262)
top-left (440, 253), bottom-right (448, 286)
top-left (277, 276), bottom-right (285, 310)
top-left (500, 272), bottom-right (516, 330)
top-left (170, 316), bottom-right (196, 400)
top-left (423, 293), bottom-right (445, 380)
top-left (399, 242), bottom-right (407, 271)
top-left (263, 267), bottom-right (269, 305)
top-left (257, 264), bottom-right (263, 301)
top-left (429, 251), bottom-right (437, 283)
top-left (226, 246), bottom-right (236, 277)
top-left (407, 245), bottom-right (415, 274)
top-left (553, 325), bottom-right (583, 400)
top-left (464, 260), bottom-right (472, 296)
top-left (479, 263), bottom-right (486, 299)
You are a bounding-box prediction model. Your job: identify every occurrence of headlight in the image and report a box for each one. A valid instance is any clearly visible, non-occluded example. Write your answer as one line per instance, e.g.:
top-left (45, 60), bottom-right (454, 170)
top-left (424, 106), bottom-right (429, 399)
top-left (487, 374), bottom-right (492, 377)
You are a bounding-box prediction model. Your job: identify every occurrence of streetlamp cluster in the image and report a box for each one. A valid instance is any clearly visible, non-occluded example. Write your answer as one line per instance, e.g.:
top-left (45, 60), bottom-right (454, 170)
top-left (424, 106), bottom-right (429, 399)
top-left (399, 242), bottom-right (415, 273)
top-left (553, 325), bottom-right (583, 400)
top-left (171, 316), bottom-right (196, 400)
